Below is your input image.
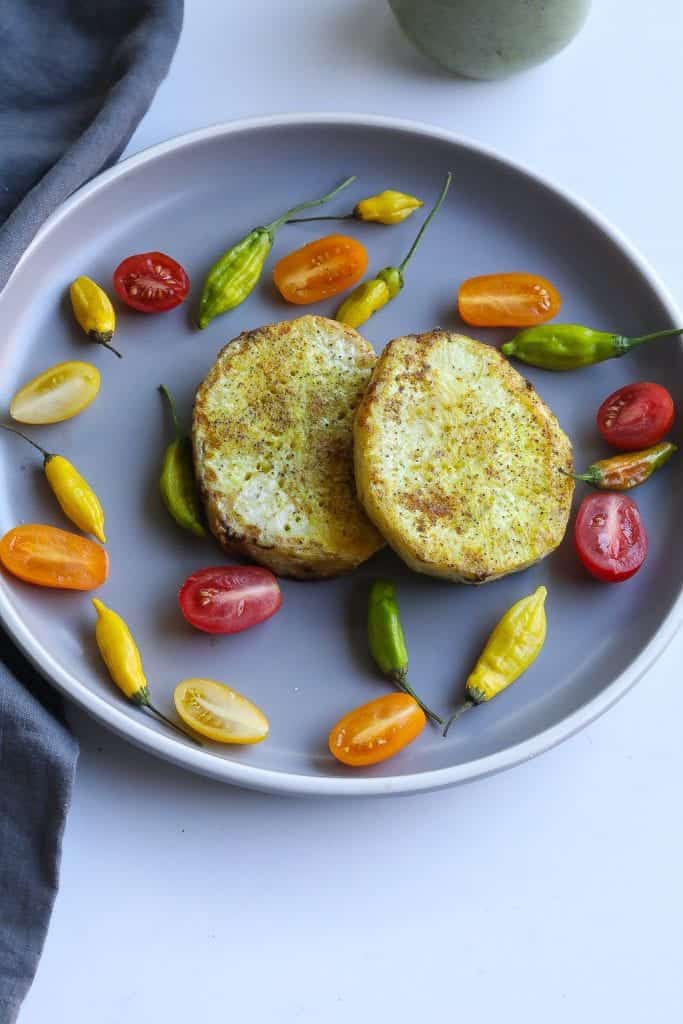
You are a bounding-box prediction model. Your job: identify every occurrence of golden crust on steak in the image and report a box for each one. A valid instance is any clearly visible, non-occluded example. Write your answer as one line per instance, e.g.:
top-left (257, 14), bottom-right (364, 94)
top-left (193, 315), bottom-right (384, 579)
top-left (353, 330), bottom-right (574, 583)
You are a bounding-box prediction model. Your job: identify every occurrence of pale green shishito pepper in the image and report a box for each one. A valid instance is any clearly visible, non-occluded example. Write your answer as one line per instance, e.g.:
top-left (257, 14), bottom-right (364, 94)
top-left (502, 324), bottom-right (683, 370)
top-left (158, 385), bottom-right (206, 538)
top-left (197, 176), bottom-right (356, 328)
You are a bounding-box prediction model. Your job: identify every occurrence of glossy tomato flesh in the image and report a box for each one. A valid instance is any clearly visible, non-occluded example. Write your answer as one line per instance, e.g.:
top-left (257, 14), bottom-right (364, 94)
top-left (179, 566), bottom-right (282, 634)
top-left (174, 678), bottom-right (269, 744)
top-left (329, 692), bottom-right (426, 767)
top-left (574, 493), bottom-right (648, 582)
top-left (597, 381), bottom-right (674, 450)
top-left (113, 251), bottom-right (189, 312)
top-left (0, 524), bottom-right (108, 590)
top-left (458, 272), bottom-right (561, 327)
top-left (273, 234), bottom-right (368, 304)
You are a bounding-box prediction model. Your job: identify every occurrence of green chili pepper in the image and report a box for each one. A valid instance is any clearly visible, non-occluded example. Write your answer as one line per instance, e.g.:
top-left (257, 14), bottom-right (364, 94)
top-left (336, 172), bottom-right (452, 329)
top-left (197, 176), bottom-right (356, 328)
top-left (566, 441), bottom-right (677, 491)
top-left (501, 324), bottom-right (683, 370)
top-left (158, 385), bottom-right (206, 538)
top-left (367, 580), bottom-right (443, 725)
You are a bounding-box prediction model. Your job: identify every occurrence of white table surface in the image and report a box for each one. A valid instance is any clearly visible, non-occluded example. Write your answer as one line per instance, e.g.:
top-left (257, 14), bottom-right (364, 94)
top-left (20, 2), bottom-right (683, 1020)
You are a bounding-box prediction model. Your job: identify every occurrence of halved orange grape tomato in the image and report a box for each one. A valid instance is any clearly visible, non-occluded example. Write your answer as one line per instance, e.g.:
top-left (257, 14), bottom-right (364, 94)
top-left (458, 272), bottom-right (561, 328)
top-left (329, 692), bottom-right (426, 767)
top-left (273, 234), bottom-right (368, 305)
top-left (0, 524), bottom-right (108, 590)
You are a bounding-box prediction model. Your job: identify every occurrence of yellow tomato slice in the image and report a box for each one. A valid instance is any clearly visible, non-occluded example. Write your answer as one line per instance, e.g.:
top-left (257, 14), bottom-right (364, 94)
top-left (174, 678), bottom-right (269, 744)
top-left (10, 361), bottom-right (101, 424)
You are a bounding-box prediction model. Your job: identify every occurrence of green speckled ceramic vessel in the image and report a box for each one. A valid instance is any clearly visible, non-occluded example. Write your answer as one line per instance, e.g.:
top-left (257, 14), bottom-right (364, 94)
top-left (389, 0), bottom-right (591, 79)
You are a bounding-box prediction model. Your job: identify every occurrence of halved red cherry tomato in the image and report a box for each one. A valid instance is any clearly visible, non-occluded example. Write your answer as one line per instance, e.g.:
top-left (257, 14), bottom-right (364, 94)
top-left (329, 692), bottom-right (426, 767)
top-left (113, 251), bottom-right (189, 313)
top-left (0, 524), bottom-right (108, 590)
top-left (458, 272), bottom-right (561, 327)
top-left (273, 234), bottom-right (368, 305)
top-left (179, 566), bottom-right (281, 634)
top-left (574, 493), bottom-right (648, 582)
top-left (597, 381), bottom-right (674, 451)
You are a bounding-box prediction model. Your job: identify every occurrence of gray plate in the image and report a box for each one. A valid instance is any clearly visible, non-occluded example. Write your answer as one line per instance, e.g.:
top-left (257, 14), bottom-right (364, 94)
top-left (1, 115), bottom-right (681, 796)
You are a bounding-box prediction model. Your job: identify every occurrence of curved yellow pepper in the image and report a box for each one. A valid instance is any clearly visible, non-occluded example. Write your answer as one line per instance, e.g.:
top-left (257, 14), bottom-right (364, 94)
top-left (336, 277), bottom-right (392, 329)
top-left (92, 599), bottom-right (202, 744)
top-left (0, 425), bottom-right (105, 542)
top-left (45, 455), bottom-right (106, 543)
top-left (467, 586), bottom-right (547, 702)
top-left (92, 599), bottom-right (148, 701)
top-left (444, 586), bottom-right (547, 735)
top-left (69, 276), bottom-right (121, 358)
top-left (355, 190), bottom-right (424, 224)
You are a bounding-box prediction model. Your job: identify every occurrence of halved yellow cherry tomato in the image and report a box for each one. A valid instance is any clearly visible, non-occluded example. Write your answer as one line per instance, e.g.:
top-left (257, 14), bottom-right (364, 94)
top-left (0, 524), bottom-right (108, 590)
top-left (458, 272), bottom-right (561, 327)
top-left (10, 361), bottom-right (100, 424)
top-left (173, 678), bottom-right (269, 744)
top-left (328, 692), bottom-right (426, 767)
top-left (273, 234), bottom-right (368, 305)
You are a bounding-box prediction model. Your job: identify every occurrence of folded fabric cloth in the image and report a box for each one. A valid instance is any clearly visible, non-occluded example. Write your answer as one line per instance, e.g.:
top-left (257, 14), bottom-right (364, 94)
top-left (0, 3), bottom-right (183, 1020)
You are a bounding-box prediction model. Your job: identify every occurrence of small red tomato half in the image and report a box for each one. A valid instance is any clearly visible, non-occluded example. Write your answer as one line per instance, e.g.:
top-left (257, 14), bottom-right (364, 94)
top-left (574, 493), bottom-right (648, 582)
top-left (113, 251), bottom-right (190, 313)
top-left (179, 566), bottom-right (282, 634)
top-left (597, 381), bottom-right (674, 450)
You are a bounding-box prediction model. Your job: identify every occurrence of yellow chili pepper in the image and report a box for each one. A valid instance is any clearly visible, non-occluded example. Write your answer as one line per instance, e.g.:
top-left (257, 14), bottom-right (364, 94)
top-left (354, 190), bottom-right (424, 224)
top-left (336, 277), bottom-right (392, 329)
top-left (443, 586), bottom-right (547, 736)
top-left (92, 599), bottom-right (201, 745)
top-left (0, 424), bottom-right (106, 542)
top-left (336, 172), bottom-right (452, 329)
top-left (69, 276), bottom-right (121, 358)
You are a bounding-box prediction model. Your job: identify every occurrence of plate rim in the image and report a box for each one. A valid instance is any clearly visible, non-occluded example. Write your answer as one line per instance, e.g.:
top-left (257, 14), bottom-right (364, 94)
top-left (2, 111), bottom-right (682, 796)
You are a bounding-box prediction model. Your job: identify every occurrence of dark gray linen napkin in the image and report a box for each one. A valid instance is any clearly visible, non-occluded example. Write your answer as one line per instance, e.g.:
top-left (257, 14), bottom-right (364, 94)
top-left (0, 3), bottom-right (182, 1020)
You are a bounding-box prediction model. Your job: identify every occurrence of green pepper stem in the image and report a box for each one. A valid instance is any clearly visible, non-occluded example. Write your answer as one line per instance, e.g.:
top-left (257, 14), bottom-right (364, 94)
top-left (159, 385), bottom-right (182, 440)
top-left (285, 213), bottom-right (355, 224)
top-left (0, 423), bottom-right (52, 460)
top-left (391, 671), bottom-right (443, 726)
top-left (443, 699), bottom-right (475, 737)
top-left (560, 467), bottom-right (599, 485)
top-left (97, 338), bottom-right (123, 359)
top-left (266, 176), bottom-right (357, 233)
top-left (143, 701), bottom-right (203, 747)
top-left (627, 327), bottom-right (683, 348)
top-left (398, 171), bottom-right (452, 275)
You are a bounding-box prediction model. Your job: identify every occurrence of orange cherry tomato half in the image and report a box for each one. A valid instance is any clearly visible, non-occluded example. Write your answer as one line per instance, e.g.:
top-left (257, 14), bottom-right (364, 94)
top-left (458, 272), bottom-right (562, 327)
top-left (328, 692), bottom-right (426, 767)
top-left (273, 234), bottom-right (368, 305)
top-left (0, 524), bottom-right (108, 590)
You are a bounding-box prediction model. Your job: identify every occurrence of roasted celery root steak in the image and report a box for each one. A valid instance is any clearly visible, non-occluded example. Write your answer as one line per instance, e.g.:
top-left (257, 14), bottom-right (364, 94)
top-left (193, 315), bottom-right (385, 578)
top-left (354, 331), bottom-right (574, 583)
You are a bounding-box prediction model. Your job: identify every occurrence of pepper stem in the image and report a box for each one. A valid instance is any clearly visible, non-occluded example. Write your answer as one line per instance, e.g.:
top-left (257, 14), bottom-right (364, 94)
top-left (391, 671), bottom-right (443, 726)
top-left (398, 171), bottom-right (452, 275)
top-left (627, 327), bottom-right (683, 348)
top-left (0, 423), bottom-right (52, 460)
top-left (98, 338), bottom-right (123, 359)
top-left (560, 467), bottom-right (598, 485)
top-left (443, 699), bottom-right (475, 737)
top-left (285, 213), bottom-right (355, 224)
top-left (266, 176), bottom-right (356, 233)
top-left (159, 385), bottom-right (182, 440)
top-left (142, 701), bottom-right (203, 746)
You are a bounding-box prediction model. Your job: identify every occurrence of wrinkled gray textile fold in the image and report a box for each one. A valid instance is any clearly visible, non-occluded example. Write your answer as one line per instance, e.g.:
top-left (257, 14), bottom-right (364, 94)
top-left (0, 2), bottom-right (182, 1021)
